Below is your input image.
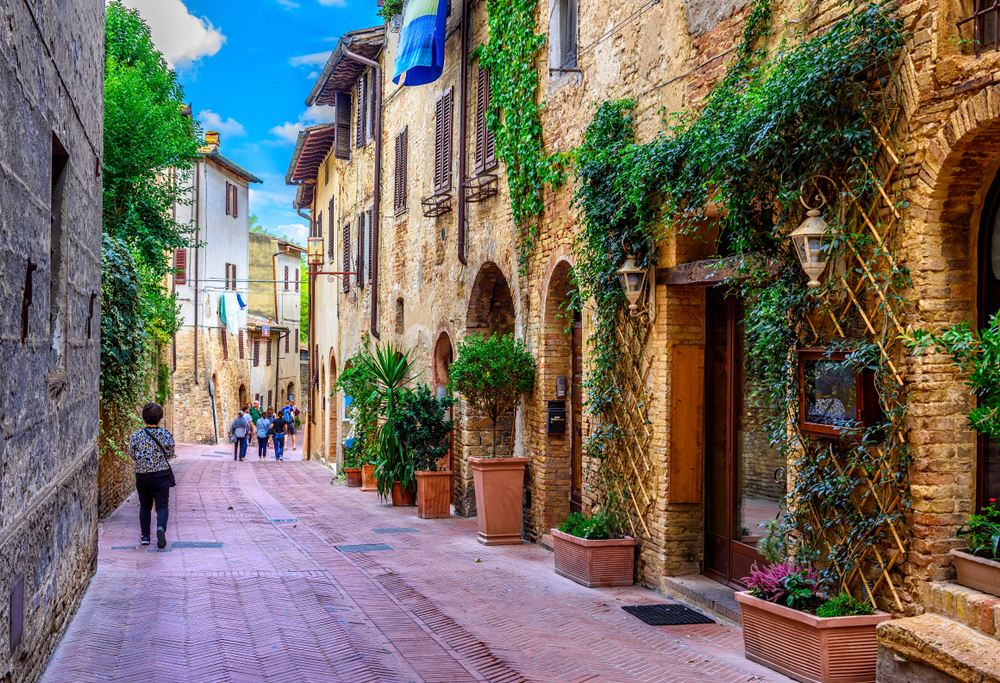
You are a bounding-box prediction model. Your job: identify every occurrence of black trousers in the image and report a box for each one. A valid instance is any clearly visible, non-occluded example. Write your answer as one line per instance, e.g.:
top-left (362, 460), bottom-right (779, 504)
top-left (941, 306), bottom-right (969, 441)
top-left (136, 470), bottom-right (171, 537)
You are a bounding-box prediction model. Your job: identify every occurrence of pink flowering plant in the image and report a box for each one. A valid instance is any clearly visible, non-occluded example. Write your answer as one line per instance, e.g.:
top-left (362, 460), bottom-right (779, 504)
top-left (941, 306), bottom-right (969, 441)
top-left (958, 498), bottom-right (1000, 561)
top-left (742, 561), bottom-right (819, 611)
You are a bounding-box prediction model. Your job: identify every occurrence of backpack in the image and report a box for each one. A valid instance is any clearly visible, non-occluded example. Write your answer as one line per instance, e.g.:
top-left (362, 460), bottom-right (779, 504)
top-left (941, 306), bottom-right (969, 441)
top-left (234, 418), bottom-right (247, 438)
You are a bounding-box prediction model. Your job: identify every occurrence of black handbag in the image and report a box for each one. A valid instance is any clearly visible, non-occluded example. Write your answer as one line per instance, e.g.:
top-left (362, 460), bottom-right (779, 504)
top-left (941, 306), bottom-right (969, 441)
top-left (144, 428), bottom-right (177, 488)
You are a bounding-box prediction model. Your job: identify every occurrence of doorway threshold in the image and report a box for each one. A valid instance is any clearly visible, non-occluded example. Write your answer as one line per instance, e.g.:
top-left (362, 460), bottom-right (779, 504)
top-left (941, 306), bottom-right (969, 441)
top-left (662, 575), bottom-right (742, 625)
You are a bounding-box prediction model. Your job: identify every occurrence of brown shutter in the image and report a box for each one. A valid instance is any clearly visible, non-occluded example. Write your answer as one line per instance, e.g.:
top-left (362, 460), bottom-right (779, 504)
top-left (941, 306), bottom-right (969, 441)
top-left (239, 330), bottom-right (245, 359)
top-left (394, 131), bottom-right (403, 212)
top-left (335, 92), bottom-right (351, 160)
top-left (284, 265), bottom-right (289, 290)
top-left (484, 70), bottom-right (496, 169)
top-left (294, 328), bottom-right (298, 351)
top-left (369, 70), bottom-right (377, 142)
top-left (267, 390), bottom-right (273, 408)
top-left (226, 181), bottom-right (231, 215)
top-left (367, 206), bottom-right (374, 284)
top-left (285, 331), bottom-right (290, 354)
top-left (174, 248), bottom-right (187, 285)
top-left (295, 269), bottom-right (299, 292)
top-left (232, 264), bottom-right (237, 290)
top-left (328, 197), bottom-right (335, 261)
top-left (221, 328), bottom-right (229, 360)
top-left (254, 340), bottom-right (260, 367)
top-left (342, 221), bottom-right (351, 292)
top-left (356, 75), bottom-right (366, 148)
top-left (442, 87), bottom-right (453, 192)
top-left (475, 66), bottom-right (486, 173)
top-left (433, 94), bottom-right (444, 193)
top-left (402, 127), bottom-right (408, 208)
top-left (267, 340), bottom-right (272, 366)
top-left (355, 212), bottom-right (365, 287)
top-left (224, 263), bottom-right (229, 290)
top-left (233, 185), bottom-right (238, 218)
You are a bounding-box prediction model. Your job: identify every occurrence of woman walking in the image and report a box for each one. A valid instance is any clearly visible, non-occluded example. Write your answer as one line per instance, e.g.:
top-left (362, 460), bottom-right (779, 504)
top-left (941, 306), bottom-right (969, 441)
top-left (255, 409), bottom-right (272, 461)
top-left (128, 403), bottom-right (176, 549)
top-left (230, 410), bottom-right (250, 461)
top-left (271, 411), bottom-right (288, 461)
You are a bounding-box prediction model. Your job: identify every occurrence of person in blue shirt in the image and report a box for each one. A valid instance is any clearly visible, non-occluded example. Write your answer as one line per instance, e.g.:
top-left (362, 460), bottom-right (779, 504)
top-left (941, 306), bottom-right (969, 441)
top-left (255, 410), bottom-right (273, 461)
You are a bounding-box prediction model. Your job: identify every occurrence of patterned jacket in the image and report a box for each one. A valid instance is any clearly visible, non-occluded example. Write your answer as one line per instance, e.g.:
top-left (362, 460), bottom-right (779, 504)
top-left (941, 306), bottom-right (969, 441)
top-left (129, 428), bottom-right (175, 475)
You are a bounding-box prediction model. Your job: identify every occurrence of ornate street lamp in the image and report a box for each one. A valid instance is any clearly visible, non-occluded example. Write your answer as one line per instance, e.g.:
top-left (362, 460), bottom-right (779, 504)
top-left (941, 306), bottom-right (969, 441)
top-left (790, 177), bottom-right (839, 289)
top-left (616, 255), bottom-right (656, 324)
top-left (307, 237), bottom-right (324, 267)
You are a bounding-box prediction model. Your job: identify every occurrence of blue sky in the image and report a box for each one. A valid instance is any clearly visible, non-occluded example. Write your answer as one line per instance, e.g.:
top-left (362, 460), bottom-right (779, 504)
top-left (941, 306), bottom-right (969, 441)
top-left (121, 0), bottom-right (380, 245)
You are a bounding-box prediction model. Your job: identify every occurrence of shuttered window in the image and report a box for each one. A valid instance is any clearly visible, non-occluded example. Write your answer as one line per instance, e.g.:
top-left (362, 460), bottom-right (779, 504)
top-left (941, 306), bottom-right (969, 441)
top-left (342, 222), bottom-right (351, 292)
top-left (285, 331), bottom-right (290, 354)
top-left (433, 88), bottom-right (454, 193)
top-left (284, 265), bottom-right (289, 290)
top-left (267, 340), bottom-right (272, 366)
top-left (475, 67), bottom-right (497, 173)
top-left (226, 181), bottom-right (231, 215)
top-left (224, 263), bottom-right (230, 289)
top-left (231, 264), bottom-right (237, 290)
top-left (367, 206), bottom-right (374, 285)
top-left (253, 340), bottom-right (260, 367)
top-left (328, 198), bottom-right (335, 262)
top-left (267, 390), bottom-right (273, 409)
top-left (394, 127), bottom-right (408, 213)
top-left (294, 328), bottom-right (298, 351)
top-left (174, 248), bottom-right (187, 285)
top-left (368, 70), bottom-right (377, 142)
top-left (334, 92), bottom-right (351, 160)
top-left (232, 185), bottom-right (238, 218)
top-left (295, 269), bottom-right (299, 292)
top-left (355, 212), bottom-right (365, 288)
top-left (239, 330), bottom-right (245, 359)
top-left (221, 328), bottom-right (229, 360)
top-left (356, 74), bottom-right (367, 148)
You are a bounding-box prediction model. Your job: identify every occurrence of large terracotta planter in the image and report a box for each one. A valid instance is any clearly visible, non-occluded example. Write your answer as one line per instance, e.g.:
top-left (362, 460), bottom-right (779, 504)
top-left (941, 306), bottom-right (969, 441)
top-left (361, 464), bottom-right (377, 492)
top-left (469, 457), bottom-right (527, 545)
top-left (551, 528), bottom-right (636, 588)
top-left (416, 470), bottom-right (451, 519)
top-left (344, 467), bottom-right (362, 487)
top-left (735, 592), bottom-right (892, 683)
top-left (391, 481), bottom-right (415, 506)
top-left (951, 548), bottom-right (1000, 597)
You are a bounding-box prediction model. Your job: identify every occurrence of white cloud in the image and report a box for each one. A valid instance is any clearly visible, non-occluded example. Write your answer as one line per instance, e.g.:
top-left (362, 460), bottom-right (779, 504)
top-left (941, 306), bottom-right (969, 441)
top-left (197, 110), bottom-right (247, 137)
top-left (277, 0), bottom-right (300, 8)
top-left (317, 0), bottom-right (347, 7)
top-left (267, 105), bottom-right (337, 145)
top-left (277, 224), bottom-right (310, 243)
top-left (116, 0), bottom-right (226, 68)
top-left (307, 71), bottom-right (318, 79)
top-left (289, 51), bottom-right (333, 68)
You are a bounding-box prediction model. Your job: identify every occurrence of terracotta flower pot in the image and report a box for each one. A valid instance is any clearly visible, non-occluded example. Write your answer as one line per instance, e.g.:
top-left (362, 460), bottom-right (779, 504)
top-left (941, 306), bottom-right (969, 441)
top-left (416, 470), bottom-right (452, 519)
top-left (391, 481), bottom-right (416, 506)
top-left (344, 467), bottom-right (362, 487)
top-left (551, 528), bottom-right (636, 588)
top-left (361, 463), bottom-right (377, 492)
top-left (735, 591), bottom-right (892, 683)
top-left (951, 548), bottom-right (1000, 597)
top-left (469, 457), bottom-right (527, 545)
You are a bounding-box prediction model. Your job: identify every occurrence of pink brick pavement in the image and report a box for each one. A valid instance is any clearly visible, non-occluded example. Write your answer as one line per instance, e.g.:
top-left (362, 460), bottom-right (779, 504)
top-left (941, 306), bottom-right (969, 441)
top-left (40, 442), bottom-right (794, 683)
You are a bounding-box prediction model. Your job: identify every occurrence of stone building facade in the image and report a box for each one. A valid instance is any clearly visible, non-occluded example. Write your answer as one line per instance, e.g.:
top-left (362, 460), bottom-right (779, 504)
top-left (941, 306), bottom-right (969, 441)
top-left (0, 2), bottom-right (104, 682)
top-left (290, 0), bottom-right (1000, 676)
top-left (168, 132), bottom-right (259, 444)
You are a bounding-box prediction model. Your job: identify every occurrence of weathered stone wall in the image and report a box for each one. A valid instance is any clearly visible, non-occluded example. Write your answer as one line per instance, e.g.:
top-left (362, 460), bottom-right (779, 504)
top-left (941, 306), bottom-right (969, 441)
top-left (0, 1), bottom-right (104, 681)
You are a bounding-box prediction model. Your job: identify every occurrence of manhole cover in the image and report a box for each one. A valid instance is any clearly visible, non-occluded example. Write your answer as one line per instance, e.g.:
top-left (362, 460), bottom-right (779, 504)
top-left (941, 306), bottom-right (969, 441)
top-left (622, 604), bottom-right (714, 626)
top-left (171, 542), bottom-right (224, 548)
top-left (335, 543), bottom-right (394, 553)
top-left (111, 546), bottom-right (137, 550)
top-left (372, 528), bottom-right (420, 534)
top-left (146, 549), bottom-right (173, 553)
top-left (268, 518), bottom-right (297, 523)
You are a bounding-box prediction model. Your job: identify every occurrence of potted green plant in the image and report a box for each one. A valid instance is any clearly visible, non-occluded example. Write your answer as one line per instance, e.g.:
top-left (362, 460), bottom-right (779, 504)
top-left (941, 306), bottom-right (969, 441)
top-left (363, 343), bottom-right (418, 506)
top-left (342, 437), bottom-right (362, 487)
top-left (336, 338), bottom-right (381, 492)
top-left (950, 498), bottom-right (1000, 597)
top-left (450, 334), bottom-right (535, 544)
top-left (735, 561), bottom-right (892, 683)
top-left (552, 507), bottom-right (636, 588)
top-left (398, 384), bottom-right (455, 518)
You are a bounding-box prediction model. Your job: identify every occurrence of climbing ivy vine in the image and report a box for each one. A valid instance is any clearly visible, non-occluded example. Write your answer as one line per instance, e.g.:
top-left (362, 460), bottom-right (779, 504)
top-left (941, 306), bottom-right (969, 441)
top-left (477, 0), bottom-right (564, 270)
top-left (573, 0), bottom-right (908, 593)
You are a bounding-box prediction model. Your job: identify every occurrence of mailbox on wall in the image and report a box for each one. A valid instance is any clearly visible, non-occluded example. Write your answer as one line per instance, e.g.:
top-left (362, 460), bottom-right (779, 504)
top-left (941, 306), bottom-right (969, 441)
top-left (547, 401), bottom-right (566, 434)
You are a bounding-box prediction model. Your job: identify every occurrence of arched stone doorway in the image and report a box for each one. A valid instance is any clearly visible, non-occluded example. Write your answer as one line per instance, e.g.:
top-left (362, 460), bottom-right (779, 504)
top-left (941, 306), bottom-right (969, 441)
top-left (239, 384), bottom-right (247, 410)
top-left (328, 350), bottom-right (338, 466)
top-left (457, 262), bottom-right (517, 517)
top-left (434, 331), bottom-right (455, 500)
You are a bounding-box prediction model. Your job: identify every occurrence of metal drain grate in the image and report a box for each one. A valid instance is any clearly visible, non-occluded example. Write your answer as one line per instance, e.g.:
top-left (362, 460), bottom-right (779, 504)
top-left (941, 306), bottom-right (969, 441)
top-left (268, 518), bottom-right (297, 523)
top-left (335, 543), bottom-right (394, 553)
top-left (146, 549), bottom-right (173, 553)
top-left (111, 546), bottom-right (137, 550)
top-left (171, 542), bottom-right (224, 548)
top-left (622, 604), bottom-right (714, 626)
top-left (372, 528), bottom-right (420, 534)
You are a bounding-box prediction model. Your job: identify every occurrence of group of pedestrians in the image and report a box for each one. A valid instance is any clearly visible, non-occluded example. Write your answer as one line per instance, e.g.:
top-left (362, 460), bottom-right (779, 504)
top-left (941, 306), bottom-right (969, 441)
top-left (228, 399), bottom-right (301, 462)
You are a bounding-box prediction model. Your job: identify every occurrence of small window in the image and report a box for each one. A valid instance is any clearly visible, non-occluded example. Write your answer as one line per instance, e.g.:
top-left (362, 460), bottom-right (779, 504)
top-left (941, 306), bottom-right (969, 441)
top-left (342, 221), bottom-right (351, 293)
top-left (295, 269), bottom-right (300, 292)
top-left (239, 330), bottom-right (245, 359)
top-left (285, 331), bottom-right (290, 354)
top-left (221, 328), bottom-right (229, 360)
top-left (174, 248), bottom-right (187, 285)
top-left (267, 390), bottom-right (273, 409)
top-left (253, 340), bottom-right (260, 367)
top-left (284, 265), bottom-right (289, 290)
top-left (549, 0), bottom-right (578, 72)
top-left (395, 297), bottom-right (404, 334)
top-left (334, 92), bottom-right (351, 160)
top-left (343, 394), bottom-right (354, 421)
top-left (50, 134), bottom-right (69, 374)
top-left (267, 340), bottom-right (272, 366)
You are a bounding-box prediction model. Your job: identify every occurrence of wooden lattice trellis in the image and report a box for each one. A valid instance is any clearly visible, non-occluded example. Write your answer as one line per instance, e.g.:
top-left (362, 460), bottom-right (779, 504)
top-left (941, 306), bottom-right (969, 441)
top-left (798, 94), bottom-right (910, 611)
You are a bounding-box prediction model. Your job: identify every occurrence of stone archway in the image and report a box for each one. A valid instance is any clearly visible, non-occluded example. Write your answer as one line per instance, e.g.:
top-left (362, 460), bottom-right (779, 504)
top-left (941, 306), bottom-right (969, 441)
top-left (328, 350), bottom-right (338, 466)
top-left (239, 384), bottom-right (247, 410)
top-left (455, 262), bottom-right (517, 517)
top-left (433, 331), bottom-right (456, 499)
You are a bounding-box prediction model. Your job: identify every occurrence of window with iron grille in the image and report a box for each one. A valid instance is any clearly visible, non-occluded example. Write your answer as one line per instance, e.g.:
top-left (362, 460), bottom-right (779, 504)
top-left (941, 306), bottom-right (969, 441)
top-left (221, 328), bottom-right (229, 359)
top-left (433, 88), bottom-right (454, 193)
top-left (267, 340), bottom-right (272, 366)
top-left (254, 340), bottom-right (260, 367)
top-left (394, 127), bottom-right (408, 213)
top-left (958, 1), bottom-right (1000, 55)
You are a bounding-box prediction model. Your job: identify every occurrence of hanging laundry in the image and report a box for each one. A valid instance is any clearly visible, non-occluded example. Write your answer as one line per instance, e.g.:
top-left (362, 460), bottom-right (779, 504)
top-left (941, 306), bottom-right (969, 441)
top-left (392, 0), bottom-right (447, 86)
top-left (236, 292), bottom-right (247, 309)
top-left (224, 292), bottom-right (239, 337)
top-left (218, 293), bottom-right (228, 327)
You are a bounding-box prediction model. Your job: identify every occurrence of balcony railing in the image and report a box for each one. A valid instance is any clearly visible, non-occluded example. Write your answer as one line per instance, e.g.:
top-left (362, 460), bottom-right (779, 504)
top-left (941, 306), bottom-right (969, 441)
top-left (958, 0), bottom-right (1000, 57)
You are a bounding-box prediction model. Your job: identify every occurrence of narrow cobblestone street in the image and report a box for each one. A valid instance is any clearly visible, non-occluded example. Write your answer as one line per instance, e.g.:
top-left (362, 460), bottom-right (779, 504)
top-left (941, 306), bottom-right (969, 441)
top-left (41, 443), bottom-right (792, 683)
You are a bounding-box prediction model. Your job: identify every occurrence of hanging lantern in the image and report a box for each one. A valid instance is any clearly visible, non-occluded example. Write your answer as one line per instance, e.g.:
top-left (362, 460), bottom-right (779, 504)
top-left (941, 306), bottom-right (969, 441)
top-left (616, 256), bottom-right (647, 311)
top-left (790, 177), bottom-right (840, 288)
top-left (307, 237), bottom-right (324, 267)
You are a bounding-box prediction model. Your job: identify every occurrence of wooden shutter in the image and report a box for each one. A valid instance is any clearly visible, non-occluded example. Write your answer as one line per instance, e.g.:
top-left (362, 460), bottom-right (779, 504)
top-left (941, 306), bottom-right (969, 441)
top-left (221, 328), bottom-right (229, 359)
top-left (224, 263), bottom-right (230, 290)
top-left (434, 88), bottom-right (454, 192)
top-left (253, 340), bottom-right (260, 366)
top-left (239, 330), bottom-right (245, 359)
top-left (285, 331), bottom-right (290, 353)
top-left (335, 92), bottom-right (351, 160)
top-left (232, 264), bottom-right (237, 290)
top-left (367, 207), bottom-right (374, 285)
top-left (226, 181), bottom-right (231, 215)
top-left (294, 328), bottom-right (298, 351)
top-left (475, 67), bottom-right (487, 173)
top-left (355, 212), bottom-right (365, 287)
top-left (267, 340), bottom-right (272, 366)
top-left (284, 266), bottom-right (289, 290)
top-left (394, 131), bottom-right (403, 212)
top-left (267, 390), bottom-right (273, 408)
top-left (174, 248), bottom-right (187, 285)
top-left (295, 269), bottom-right (299, 292)
top-left (233, 185), bottom-right (238, 218)
top-left (356, 75), bottom-right (366, 148)
top-left (328, 198), bottom-right (335, 261)
top-left (484, 71), bottom-right (496, 169)
top-left (342, 221), bottom-right (351, 292)
top-left (369, 70), bottom-right (377, 142)
top-left (669, 345), bottom-right (705, 504)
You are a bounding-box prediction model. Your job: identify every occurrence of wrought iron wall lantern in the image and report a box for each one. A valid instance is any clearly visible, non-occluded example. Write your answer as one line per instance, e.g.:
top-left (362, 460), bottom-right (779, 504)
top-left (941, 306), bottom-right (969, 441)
top-left (616, 255), bottom-right (656, 324)
top-left (790, 176), bottom-right (840, 289)
top-left (307, 237), bottom-right (324, 267)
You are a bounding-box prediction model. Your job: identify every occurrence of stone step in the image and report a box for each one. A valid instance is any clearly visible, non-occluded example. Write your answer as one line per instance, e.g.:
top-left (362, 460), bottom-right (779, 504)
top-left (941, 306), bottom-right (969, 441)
top-left (925, 581), bottom-right (1000, 641)
top-left (877, 613), bottom-right (1000, 682)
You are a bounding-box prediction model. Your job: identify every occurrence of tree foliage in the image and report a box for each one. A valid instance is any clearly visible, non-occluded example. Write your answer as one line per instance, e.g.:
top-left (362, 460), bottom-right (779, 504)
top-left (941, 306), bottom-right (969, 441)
top-left (397, 385), bottom-right (455, 472)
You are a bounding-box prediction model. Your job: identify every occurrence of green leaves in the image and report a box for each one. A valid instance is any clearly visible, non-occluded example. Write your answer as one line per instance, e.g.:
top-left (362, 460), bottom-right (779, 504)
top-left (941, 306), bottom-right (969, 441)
top-left (362, 343), bottom-right (419, 498)
top-left (957, 502), bottom-right (1000, 560)
top-left (397, 385), bottom-right (455, 472)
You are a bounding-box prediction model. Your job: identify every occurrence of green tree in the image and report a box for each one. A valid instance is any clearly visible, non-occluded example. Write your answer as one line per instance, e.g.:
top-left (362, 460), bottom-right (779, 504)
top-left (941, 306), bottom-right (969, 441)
top-left (449, 334), bottom-right (535, 458)
top-left (301, 265), bottom-right (309, 345)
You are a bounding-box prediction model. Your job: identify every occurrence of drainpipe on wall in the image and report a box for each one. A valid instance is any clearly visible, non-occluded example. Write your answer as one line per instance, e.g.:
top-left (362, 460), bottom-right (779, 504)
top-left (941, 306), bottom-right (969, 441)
top-left (343, 46), bottom-right (383, 340)
top-left (194, 161), bottom-right (201, 385)
top-left (300, 206), bottom-right (314, 460)
top-left (457, 0), bottom-right (469, 266)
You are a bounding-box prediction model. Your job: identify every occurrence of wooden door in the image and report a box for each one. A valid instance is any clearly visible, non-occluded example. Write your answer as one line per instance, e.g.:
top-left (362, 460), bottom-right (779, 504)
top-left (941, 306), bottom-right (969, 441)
top-left (979, 171), bottom-right (1000, 509)
top-left (571, 310), bottom-right (583, 512)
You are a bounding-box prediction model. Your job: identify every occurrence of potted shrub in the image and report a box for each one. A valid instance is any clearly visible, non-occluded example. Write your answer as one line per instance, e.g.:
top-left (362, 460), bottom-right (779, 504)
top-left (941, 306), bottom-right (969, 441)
top-left (398, 384), bottom-right (455, 519)
top-left (342, 437), bottom-right (362, 487)
top-left (450, 334), bottom-right (535, 545)
top-left (336, 337), bottom-right (381, 493)
top-left (950, 498), bottom-right (1000, 597)
top-left (552, 508), bottom-right (636, 588)
top-left (363, 343), bottom-right (418, 506)
top-left (735, 562), bottom-right (892, 683)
